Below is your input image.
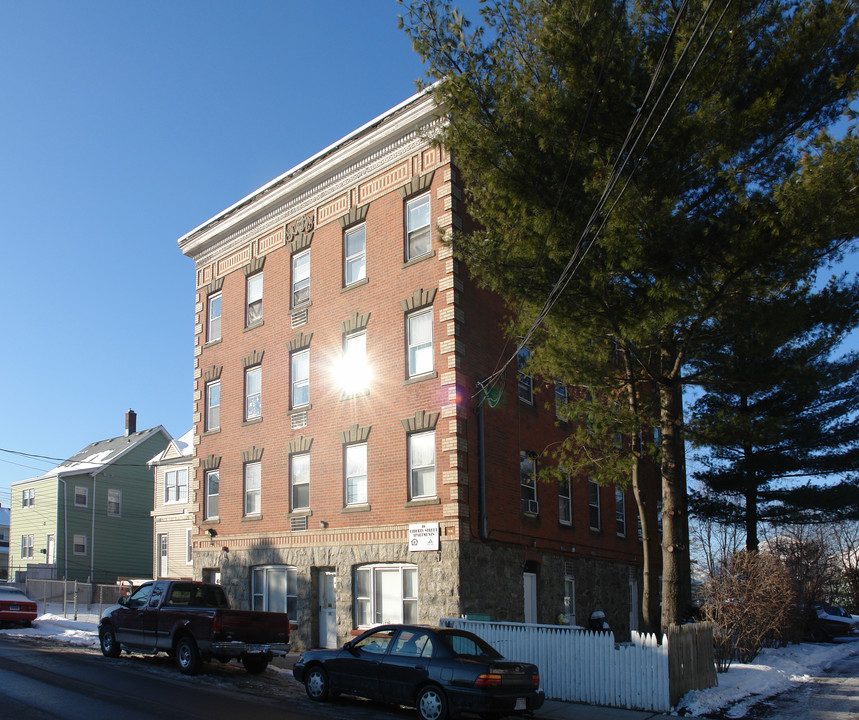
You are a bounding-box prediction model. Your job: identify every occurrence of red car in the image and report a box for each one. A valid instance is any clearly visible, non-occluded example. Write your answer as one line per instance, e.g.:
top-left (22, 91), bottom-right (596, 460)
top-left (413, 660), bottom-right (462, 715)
top-left (0, 585), bottom-right (38, 627)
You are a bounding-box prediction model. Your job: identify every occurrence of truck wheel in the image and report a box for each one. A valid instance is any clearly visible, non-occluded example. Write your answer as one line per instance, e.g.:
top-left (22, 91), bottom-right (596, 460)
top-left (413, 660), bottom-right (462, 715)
top-left (100, 625), bottom-right (121, 658)
top-left (242, 654), bottom-right (269, 674)
top-left (175, 636), bottom-right (202, 675)
top-left (304, 665), bottom-right (331, 701)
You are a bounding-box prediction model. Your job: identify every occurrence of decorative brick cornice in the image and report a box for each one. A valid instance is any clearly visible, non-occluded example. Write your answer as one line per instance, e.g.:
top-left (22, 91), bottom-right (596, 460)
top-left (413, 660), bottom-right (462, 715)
top-left (202, 365), bottom-right (222, 383)
top-left (337, 204), bottom-right (369, 230)
top-left (339, 424), bottom-right (372, 445)
top-left (400, 288), bottom-right (437, 313)
top-left (400, 410), bottom-right (440, 434)
top-left (201, 454), bottom-right (221, 471)
top-left (287, 215), bottom-right (315, 253)
top-left (242, 350), bottom-right (264, 368)
top-left (340, 311), bottom-right (371, 335)
top-left (288, 436), bottom-right (313, 455)
top-left (242, 446), bottom-right (264, 463)
top-left (399, 170), bottom-right (435, 200)
top-left (244, 256), bottom-right (265, 276)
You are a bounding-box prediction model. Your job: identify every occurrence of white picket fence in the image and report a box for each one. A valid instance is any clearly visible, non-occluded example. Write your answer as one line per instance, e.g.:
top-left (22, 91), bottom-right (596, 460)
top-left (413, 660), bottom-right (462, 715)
top-left (441, 618), bottom-right (672, 711)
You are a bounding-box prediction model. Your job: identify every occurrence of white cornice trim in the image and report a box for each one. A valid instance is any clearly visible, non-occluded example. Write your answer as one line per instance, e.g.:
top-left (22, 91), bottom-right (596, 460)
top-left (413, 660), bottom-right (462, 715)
top-left (178, 85), bottom-right (445, 260)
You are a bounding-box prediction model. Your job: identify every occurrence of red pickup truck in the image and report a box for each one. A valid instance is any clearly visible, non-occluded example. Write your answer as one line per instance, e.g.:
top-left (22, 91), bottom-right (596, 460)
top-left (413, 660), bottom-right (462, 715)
top-left (98, 580), bottom-right (290, 675)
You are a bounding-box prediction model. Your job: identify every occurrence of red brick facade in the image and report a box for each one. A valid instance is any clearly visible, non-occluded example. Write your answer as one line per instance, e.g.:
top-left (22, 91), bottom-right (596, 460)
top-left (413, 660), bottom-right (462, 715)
top-left (179, 91), bottom-right (660, 650)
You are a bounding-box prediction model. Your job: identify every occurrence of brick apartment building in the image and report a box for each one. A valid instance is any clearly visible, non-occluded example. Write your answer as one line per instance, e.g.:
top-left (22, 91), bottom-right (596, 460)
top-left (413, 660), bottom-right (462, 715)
top-left (178, 88), bottom-right (660, 651)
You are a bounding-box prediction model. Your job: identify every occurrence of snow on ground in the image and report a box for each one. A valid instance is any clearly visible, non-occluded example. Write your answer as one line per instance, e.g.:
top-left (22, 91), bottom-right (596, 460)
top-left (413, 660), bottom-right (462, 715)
top-left (2, 608), bottom-right (858, 717)
top-left (1, 612), bottom-right (100, 649)
top-left (677, 640), bottom-right (859, 717)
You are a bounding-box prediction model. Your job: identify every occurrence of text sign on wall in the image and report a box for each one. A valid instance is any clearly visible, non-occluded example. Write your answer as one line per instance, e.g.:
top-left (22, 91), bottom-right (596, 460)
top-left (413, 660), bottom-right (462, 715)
top-left (408, 523), bottom-right (440, 552)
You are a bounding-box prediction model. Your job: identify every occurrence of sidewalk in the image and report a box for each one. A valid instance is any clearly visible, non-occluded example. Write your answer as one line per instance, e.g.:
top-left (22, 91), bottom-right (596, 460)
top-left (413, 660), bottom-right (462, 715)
top-left (535, 700), bottom-right (672, 720)
top-left (274, 653), bottom-right (674, 720)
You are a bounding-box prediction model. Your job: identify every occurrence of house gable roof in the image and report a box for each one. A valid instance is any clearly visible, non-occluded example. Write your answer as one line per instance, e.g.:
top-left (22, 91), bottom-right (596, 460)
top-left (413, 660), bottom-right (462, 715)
top-left (148, 428), bottom-right (193, 465)
top-left (41, 426), bottom-right (172, 479)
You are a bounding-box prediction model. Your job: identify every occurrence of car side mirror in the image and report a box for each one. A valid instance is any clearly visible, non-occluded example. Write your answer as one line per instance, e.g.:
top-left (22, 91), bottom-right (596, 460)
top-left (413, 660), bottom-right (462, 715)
top-left (344, 641), bottom-right (358, 655)
top-left (118, 596), bottom-right (127, 607)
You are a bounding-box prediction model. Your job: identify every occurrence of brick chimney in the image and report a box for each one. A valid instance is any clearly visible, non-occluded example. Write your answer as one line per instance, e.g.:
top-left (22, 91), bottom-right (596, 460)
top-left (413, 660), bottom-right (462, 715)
top-left (125, 409), bottom-right (137, 436)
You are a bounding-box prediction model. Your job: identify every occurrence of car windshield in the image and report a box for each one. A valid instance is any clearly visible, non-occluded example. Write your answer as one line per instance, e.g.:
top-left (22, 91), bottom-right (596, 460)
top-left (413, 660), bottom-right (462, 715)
top-left (439, 630), bottom-right (502, 659)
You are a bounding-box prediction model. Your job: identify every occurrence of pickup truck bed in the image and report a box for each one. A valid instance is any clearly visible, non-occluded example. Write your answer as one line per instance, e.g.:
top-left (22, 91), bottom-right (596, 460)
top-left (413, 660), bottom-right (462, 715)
top-left (98, 580), bottom-right (290, 675)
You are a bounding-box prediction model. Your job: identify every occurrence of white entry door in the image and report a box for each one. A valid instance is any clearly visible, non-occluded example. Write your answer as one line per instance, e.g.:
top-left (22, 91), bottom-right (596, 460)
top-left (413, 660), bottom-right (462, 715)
top-left (157, 534), bottom-right (168, 578)
top-left (46, 533), bottom-right (55, 566)
top-left (523, 572), bottom-right (537, 623)
top-left (319, 570), bottom-right (337, 649)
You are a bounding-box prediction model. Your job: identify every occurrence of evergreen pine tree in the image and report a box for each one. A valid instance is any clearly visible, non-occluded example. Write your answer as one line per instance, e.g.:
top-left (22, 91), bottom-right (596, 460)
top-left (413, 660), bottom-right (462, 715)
top-left (401, 0), bottom-right (859, 628)
top-left (689, 279), bottom-right (859, 551)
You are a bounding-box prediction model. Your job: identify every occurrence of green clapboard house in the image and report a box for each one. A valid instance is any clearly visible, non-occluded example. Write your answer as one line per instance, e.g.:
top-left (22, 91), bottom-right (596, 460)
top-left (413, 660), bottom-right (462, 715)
top-left (9, 411), bottom-right (170, 583)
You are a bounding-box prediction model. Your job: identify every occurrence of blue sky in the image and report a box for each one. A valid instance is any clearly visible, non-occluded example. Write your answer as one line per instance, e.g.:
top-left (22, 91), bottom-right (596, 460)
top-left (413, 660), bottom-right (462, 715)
top-left (0, 0), bottom-right (462, 507)
top-left (1, 1), bottom-right (855, 510)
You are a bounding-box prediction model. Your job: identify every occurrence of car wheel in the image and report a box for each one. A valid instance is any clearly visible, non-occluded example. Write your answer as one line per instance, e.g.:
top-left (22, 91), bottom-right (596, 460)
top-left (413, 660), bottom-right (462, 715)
top-left (416, 685), bottom-right (448, 720)
top-left (304, 665), bottom-right (331, 702)
top-left (175, 636), bottom-right (202, 675)
top-left (242, 654), bottom-right (269, 674)
top-left (100, 625), bottom-right (121, 658)
top-left (810, 627), bottom-right (828, 643)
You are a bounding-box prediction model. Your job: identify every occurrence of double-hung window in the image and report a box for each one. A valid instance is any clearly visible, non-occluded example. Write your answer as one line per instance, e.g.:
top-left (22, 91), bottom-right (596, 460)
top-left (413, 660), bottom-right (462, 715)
top-left (244, 462), bottom-right (261, 516)
top-left (206, 380), bottom-right (220, 431)
top-left (408, 431), bottom-right (436, 499)
top-left (73, 534), bottom-right (87, 555)
top-left (253, 565), bottom-right (298, 617)
top-left (205, 469), bottom-right (219, 520)
top-left (355, 564), bottom-right (418, 626)
top-left (291, 350), bottom-right (310, 408)
top-left (74, 486), bottom-right (88, 507)
top-left (345, 443), bottom-right (368, 506)
top-left (344, 225), bottom-right (366, 286)
top-left (21, 534), bottom-right (34, 559)
top-left (559, 473), bottom-right (572, 525)
top-left (520, 451), bottom-right (537, 515)
top-left (555, 381), bottom-right (568, 419)
top-left (405, 194), bottom-right (431, 260)
top-left (615, 488), bottom-right (626, 536)
top-left (22, 488), bottom-right (34, 507)
top-left (517, 346), bottom-right (533, 403)
top-left (207, 292), bottom-right (222, 342)
top-left (588, 479), bottom-right (601, 530)
top-left (246, 273), bottom-right (263, 326)
top-left (245, 366), bottom-right (262, 420)
top-left (291, 453), bottom-right (310, 511)
top-left (107, 489), bottom-right (121, 517)
top-left (340, 332), bottom-right (368, 395)
top-left (165, 468), bottom-right (188, 503)
top-left (407, 309), bottom-right (433, 377)
top-left (292, 250), bottom-right (310, 307)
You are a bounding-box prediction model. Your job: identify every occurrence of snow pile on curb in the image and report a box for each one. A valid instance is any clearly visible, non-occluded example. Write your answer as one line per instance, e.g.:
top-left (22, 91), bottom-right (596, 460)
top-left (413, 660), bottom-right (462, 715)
top-left (678, 641), bottom-right (859, 717)
top-left (2, 613), bottom-right (100, 649)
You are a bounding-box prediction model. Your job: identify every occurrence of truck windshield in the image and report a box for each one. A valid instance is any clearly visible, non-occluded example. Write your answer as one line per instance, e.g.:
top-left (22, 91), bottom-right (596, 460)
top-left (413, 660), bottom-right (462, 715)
top-left (166, 583), bottom-right (229, 609)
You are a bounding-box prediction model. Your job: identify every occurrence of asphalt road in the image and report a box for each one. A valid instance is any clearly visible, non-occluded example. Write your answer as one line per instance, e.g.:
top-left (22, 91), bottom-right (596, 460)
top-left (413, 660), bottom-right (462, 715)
top-left (0, 635), bottom-right (405, 720)
top-left (749, 649), bottom-right (859, 720)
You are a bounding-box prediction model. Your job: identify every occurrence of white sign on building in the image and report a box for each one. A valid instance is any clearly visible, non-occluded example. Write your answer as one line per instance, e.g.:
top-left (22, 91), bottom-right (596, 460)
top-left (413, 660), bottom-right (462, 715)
top-left (408, 522), bottom-right (440, 552)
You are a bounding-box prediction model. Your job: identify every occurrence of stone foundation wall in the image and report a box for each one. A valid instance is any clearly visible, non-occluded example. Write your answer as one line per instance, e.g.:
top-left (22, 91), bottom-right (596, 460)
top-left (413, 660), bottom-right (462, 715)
top-left (459, 542), bottom-right (640, 639)
top-left (194, 540), bottom-right (462, 651)
top-left (194, 539), bottom-right (641, 650)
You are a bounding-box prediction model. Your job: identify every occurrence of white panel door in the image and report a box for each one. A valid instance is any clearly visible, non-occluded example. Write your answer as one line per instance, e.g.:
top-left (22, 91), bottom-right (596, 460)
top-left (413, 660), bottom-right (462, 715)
top-left (523, 572), bottom-right (537, 623)
top-left (319, 570), bottom-right (337, 648)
